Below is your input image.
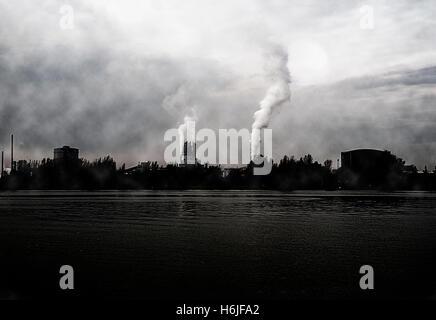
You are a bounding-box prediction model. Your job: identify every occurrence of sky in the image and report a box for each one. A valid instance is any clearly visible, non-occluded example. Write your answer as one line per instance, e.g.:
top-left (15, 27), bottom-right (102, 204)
top-left (0, 0), bottom-right (435, 169)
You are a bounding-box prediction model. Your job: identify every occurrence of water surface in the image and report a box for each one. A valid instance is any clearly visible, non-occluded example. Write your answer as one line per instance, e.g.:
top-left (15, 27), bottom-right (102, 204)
top-left (0, 190), bottom-right (435, 299)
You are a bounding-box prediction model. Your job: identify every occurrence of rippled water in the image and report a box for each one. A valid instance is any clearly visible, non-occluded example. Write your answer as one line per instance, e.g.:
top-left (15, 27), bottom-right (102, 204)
top-left (0, 190), bottom-right (435, 299)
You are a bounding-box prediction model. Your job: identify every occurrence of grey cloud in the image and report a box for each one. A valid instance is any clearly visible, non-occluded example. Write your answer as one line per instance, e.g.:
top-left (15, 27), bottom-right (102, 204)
top-left (0, 37), bottom-right (239, 165)
top-left (273, 66), bottom-right (436, 169)
top-left (342, 66), bottom-right (436, 90)
top-left (1, 0), bottom-right (436, 170)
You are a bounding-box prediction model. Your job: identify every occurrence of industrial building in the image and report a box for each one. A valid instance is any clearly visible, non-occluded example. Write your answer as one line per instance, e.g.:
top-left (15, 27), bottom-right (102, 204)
top-left (340, 148), bottom-right (402, 188)
top-left (54, 146), bottom-right (79, 163)
top-left (341, 149), bottom-right (389, 173)
top-left (182, 141), bottom-right (197, 166)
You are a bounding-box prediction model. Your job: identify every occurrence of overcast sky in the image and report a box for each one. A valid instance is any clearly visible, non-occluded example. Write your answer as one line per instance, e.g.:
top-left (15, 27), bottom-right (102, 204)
top-left (0, 0), bottom-right (435, 168)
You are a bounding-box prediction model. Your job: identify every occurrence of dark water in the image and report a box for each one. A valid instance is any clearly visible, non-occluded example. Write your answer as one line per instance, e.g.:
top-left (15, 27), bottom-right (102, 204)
top-left (0, 190), bottom-right (435, 299)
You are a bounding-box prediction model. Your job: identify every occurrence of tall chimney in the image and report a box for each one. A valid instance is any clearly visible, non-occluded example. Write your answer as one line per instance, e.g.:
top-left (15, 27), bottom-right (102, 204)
top-left (1, 150), bottom-right (3, 177)
top-left (11, 134), bottom-right (13, 172)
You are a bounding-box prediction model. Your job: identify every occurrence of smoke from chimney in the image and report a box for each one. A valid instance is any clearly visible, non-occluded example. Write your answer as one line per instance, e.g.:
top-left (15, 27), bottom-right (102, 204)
top-left (251, 46), bottom-right (291, 158)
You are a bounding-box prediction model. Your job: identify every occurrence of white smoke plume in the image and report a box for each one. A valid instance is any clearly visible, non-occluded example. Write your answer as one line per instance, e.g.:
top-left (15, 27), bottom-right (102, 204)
top-left (251, 46), bottom-right (291, 158)
top-left (162, 85), bottom-right (199, 163)
top-left (177, 114), bottom-right (197, 143)
top-left (162, 85), bottom-right (189, 115)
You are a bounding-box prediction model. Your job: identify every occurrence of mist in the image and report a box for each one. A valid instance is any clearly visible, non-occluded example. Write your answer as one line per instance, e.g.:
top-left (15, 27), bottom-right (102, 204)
top-left (0, 0), bottom-right (435, 169)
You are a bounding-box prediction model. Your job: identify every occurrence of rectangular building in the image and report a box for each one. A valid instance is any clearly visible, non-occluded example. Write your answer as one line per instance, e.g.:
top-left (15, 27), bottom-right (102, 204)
top-left (54, 146), bottom-right (79, 163)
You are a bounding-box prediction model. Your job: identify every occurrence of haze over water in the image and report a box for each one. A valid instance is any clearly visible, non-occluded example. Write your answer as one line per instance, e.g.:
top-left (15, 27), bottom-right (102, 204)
top-left (0, 190), bottom-right (435, 299)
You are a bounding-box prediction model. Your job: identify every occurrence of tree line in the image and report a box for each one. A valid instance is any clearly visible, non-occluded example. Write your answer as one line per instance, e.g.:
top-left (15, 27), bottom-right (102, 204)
top-left (0, 154), bottom-right (435, 190)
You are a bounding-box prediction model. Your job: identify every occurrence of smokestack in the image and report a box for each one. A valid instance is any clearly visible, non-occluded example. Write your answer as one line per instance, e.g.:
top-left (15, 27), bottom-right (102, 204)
top-left (10, 134), bottom-right (13, 172)
top-left (178, 116), bottom-right (197, 164)
top-left (1, 150), bottom-right (3, 177)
